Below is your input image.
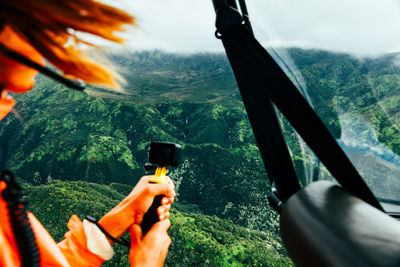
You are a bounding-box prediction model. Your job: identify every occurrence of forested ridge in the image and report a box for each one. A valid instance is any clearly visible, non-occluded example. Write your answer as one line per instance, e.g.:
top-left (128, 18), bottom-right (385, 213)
top-left (2, 48), bottom-right (400, 265)
top-left (25, 180), bottom-right (291, 266)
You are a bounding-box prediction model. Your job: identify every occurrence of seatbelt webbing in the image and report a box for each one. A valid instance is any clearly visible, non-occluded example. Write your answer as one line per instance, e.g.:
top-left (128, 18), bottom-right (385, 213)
top-left (219, 24), bottom-right (383, 210)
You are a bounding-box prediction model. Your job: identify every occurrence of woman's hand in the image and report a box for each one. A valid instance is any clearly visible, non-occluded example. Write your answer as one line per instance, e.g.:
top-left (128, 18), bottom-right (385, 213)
top-left (129, 220), bottom-right (172, 267)
top-left (98, 176), bottom-right (175, 243)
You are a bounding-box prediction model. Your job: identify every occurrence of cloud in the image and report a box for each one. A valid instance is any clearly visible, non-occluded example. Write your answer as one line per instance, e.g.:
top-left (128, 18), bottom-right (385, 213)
top-left (106, 0), bottom-right (400, 55)
top-left (247, 0), bottom-right (400, 56)
top-left (113, 0), bottom-right (223, 53)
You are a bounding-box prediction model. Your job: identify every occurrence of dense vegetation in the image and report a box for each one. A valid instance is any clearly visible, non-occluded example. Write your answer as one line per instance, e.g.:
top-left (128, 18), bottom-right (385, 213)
top-left (287, 48), bottom-right (400, 200)
top-left (0, 51), bottom-right (275, 233)
top-left (3, 48), bottom-right (400, 265)
top-left (24, 180), bottom-right (292, 266)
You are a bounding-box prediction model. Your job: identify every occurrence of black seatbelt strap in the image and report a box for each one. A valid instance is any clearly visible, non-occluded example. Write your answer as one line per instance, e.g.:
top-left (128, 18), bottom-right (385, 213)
top-left (215, 5), bottom-right (300, 203)
top-left (214, 4), bottom-right (383, 210)
top-left (1, 170), bottom-right (40, 267)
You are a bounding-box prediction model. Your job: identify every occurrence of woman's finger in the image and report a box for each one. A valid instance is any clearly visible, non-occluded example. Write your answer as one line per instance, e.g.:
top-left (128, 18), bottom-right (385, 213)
top-left (158, 204), bottom-right (171, 215)
top-left (146, 183), bottom-right (175, 198)
top-left (130, 224), bottom-right (143, 246)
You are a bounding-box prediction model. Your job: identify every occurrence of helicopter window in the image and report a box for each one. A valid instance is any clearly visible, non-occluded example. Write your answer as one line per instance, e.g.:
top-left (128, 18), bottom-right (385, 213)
top-left (246, 0), bottom-right (400, 212)
top-left (277, 110), bottom-right (334, 187)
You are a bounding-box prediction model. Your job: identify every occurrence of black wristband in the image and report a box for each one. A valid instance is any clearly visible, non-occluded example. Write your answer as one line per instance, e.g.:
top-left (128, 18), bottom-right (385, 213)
top-left (85, 216), bottom-right (130, 247)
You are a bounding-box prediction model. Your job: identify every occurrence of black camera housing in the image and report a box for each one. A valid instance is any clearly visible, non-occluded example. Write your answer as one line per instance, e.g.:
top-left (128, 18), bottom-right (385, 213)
top-left (144, 142), bottom-right (181, 171)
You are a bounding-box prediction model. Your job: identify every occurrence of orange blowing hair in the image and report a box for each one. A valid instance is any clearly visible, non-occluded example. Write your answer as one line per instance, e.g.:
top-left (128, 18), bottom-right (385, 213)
top-left (0, 0), bottom-right (135, 88)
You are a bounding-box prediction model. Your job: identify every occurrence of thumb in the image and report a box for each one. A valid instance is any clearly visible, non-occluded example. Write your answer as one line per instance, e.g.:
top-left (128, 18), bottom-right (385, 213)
top-left (130, 224), bottom-right (143, 246)
top-left (150, 218), bottom-right (171, 234)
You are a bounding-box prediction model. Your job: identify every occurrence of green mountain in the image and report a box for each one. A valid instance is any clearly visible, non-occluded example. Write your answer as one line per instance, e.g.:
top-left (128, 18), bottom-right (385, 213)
top-left (0, 51), bottom-right (277, 234)
top-left (109, 51), bottom-right (239, 104)
top-left (2, 48), bottom-right (400, 265)
top-left (286, 48), bottom-right (400, 199)
top-left (288, 48), bottom-right (400, 148)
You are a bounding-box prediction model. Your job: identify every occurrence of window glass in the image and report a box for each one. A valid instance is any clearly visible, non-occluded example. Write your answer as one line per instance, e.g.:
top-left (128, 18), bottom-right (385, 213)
top-left (246, 0), bottom-right (400, 212)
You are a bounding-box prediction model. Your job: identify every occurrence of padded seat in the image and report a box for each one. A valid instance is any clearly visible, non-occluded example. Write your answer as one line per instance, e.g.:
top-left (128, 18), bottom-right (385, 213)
top-left (280, 181), bottom-right (400, 267)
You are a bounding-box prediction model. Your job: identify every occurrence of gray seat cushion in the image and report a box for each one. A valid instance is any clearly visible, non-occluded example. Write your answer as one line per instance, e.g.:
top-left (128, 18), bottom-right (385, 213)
top-left (280, 181), bottom-right (400, 267)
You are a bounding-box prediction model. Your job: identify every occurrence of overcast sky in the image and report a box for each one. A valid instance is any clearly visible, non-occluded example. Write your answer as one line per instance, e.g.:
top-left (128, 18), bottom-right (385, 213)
top-left (104, 0), bottom-right (400, 56)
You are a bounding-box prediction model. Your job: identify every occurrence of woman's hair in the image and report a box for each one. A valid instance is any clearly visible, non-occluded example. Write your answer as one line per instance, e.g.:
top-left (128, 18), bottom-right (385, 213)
top-left (0, 0), bottom-right (135, 88)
